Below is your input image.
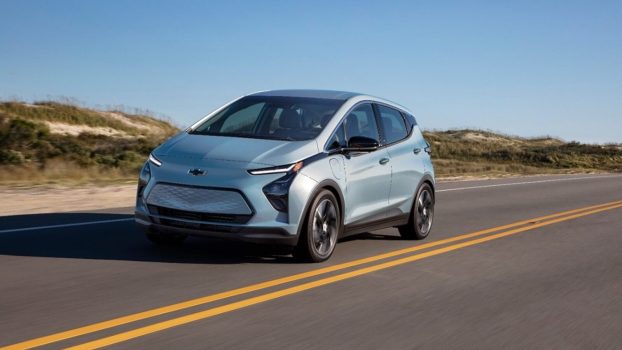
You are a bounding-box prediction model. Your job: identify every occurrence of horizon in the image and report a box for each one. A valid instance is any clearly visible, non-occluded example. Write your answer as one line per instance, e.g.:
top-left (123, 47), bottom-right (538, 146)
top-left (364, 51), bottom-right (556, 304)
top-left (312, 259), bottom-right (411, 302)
top-left (3, 96), bottom-right (618, 146)
top-left (1, 1), bottom-right (621, 143)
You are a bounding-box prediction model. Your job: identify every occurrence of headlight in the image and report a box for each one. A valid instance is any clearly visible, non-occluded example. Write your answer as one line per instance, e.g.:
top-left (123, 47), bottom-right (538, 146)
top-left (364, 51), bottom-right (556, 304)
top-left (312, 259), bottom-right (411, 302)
top-left (251, 161), bottom-right (304, 212)
top-left (148, 153), bottom-right (162, 167)
top-left (248, 161), bottom-right (303, 175)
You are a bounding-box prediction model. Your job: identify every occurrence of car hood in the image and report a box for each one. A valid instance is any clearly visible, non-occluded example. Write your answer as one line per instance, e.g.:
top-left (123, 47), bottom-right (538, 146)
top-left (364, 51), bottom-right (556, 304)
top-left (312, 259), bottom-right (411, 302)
top-left (153, 133), bottom-right (319, 167)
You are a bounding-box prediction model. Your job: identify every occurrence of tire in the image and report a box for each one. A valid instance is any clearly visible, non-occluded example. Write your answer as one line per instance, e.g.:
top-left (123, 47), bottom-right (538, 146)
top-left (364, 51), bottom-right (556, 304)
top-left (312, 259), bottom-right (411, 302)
top-left (399, 183), bottom-right (435, 240)
top-left (294, 190), bottom-right (342, 263)
top-left (145, 229), bottom-right (188, 246)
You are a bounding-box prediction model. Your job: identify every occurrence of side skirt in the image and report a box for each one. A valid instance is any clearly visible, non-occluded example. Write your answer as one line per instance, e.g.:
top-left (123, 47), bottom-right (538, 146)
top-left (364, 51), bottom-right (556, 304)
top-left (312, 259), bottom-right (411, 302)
top-left (342, 213), bottom-right (410, 238)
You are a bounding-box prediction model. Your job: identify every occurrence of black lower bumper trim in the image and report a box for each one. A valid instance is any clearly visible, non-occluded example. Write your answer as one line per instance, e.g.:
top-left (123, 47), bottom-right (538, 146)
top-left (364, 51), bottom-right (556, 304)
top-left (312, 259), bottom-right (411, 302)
top-left (148, 205), bottom-right (252, 224)
top-left (135, 211), bottom-right (298, 246)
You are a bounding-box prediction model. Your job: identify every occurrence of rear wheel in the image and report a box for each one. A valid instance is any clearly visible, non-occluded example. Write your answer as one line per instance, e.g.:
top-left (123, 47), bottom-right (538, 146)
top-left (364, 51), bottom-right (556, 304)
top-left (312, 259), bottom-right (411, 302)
top-left (399, 183), bottom-right (434, 240)
top-left (294, 190), bottom-right (341, 262)
top-left (145, 230), bottom-right (188, 246)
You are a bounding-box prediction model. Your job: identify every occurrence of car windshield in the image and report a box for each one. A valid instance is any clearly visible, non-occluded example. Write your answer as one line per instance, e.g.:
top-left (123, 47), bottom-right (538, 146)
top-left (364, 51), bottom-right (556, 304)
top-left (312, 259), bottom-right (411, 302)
top-left (189, 96), bottom-right (345, 141)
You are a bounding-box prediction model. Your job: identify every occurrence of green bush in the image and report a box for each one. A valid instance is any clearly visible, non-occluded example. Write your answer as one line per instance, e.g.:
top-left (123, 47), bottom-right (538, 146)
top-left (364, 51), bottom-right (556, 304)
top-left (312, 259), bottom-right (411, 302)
top-left (0, 150), bottom-right (25, 164)
top-left (423, 129), bottom-right (622, 175)
top-left (1, 101), bottom-right (621, 183)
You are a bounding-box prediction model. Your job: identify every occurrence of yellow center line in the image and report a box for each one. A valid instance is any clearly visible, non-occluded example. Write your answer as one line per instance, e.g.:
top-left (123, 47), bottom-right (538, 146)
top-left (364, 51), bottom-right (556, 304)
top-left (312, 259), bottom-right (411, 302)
top-left (64, 202), bottom-right (622, 350)
top-left (2, 199), bottom-right (622, 350)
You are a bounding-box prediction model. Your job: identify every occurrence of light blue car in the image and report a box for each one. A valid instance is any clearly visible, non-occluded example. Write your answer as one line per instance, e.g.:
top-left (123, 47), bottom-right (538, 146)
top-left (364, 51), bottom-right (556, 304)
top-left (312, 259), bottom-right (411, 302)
top-left (135, 90), bottom-right (435, 262)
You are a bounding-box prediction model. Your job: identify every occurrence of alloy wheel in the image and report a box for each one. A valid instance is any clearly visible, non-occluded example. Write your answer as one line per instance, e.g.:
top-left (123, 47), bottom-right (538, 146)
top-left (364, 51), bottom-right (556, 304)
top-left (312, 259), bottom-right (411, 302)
top-left (415, 188), bottom-right (434, 235)
top-left (312, 198), bottom-right (338, 257)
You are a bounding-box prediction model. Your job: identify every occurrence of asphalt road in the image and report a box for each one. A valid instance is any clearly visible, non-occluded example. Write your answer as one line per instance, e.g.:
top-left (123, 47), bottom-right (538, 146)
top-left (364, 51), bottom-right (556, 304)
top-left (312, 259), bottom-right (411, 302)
top-left (1, 174), bottom-right (621, 349)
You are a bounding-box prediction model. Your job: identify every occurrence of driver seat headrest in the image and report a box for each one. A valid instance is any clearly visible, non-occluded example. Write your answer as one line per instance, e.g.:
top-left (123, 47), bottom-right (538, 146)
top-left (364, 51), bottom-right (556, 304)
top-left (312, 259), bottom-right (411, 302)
top-left (279, 109), bottom-right (301, 129)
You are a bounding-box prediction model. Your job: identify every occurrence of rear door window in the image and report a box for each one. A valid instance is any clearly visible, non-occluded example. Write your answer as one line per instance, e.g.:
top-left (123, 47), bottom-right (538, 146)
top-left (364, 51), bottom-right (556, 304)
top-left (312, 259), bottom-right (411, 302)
top-left (377, 105), bottom-right (408, 144)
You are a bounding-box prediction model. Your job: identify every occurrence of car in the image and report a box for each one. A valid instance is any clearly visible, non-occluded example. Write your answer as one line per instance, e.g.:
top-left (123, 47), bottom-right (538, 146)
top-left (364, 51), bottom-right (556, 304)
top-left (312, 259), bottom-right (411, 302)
top-left (135, 89), bottom-right (435, 262)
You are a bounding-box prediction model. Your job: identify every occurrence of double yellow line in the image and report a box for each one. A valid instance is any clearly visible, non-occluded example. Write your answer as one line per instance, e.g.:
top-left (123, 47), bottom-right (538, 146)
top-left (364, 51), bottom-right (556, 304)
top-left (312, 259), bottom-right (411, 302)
top-left (4, 200), bottom-right (622, 350)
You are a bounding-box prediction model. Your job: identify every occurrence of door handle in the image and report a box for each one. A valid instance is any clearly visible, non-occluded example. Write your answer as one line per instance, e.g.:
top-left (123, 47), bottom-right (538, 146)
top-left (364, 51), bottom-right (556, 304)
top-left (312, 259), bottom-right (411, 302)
top-left (379, 157), bottom-right (390, 165)
top-left (413, 148), bottom-right (421, 155)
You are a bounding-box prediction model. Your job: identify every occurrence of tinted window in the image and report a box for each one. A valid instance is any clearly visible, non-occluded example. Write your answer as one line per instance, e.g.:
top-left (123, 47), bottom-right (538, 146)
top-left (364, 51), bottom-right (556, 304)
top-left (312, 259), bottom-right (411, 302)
top-left (327, 124), bottom-right (346, 150)
top-left (220, 102), bottom-right (265, 133)
top-left (344, 104), bottom-right (379, 142)
top-left (191, 96), bottom-right (345, 141)
top-left (377, 105), bottom-right (408, 144)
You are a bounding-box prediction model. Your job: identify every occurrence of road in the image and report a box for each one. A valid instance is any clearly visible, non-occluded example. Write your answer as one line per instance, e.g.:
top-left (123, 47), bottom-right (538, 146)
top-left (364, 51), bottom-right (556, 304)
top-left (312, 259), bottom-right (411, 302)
top-left (1, 174), bottom-right (621, 349)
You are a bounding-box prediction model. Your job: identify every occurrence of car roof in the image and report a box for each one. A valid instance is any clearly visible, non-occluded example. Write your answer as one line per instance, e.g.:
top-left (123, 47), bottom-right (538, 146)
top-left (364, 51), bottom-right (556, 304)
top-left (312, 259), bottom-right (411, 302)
top-left (249, 89), bottom-right (361, 100)
top-left (247, 89), bottom-right (413, 115)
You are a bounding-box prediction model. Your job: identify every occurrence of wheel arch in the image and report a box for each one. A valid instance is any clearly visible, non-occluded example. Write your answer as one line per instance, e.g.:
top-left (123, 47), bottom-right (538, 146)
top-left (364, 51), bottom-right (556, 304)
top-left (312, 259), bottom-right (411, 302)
top-left (296, 179), bottom-right (345, 237)
top-left (419, 173), bottom-right (436, 197)
top-left (408, 174), bottom-right (436, 218)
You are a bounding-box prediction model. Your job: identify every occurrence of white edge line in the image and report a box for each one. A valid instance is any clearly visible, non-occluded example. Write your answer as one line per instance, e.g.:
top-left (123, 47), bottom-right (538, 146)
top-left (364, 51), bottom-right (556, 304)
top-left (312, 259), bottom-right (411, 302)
top-left (437, 175), bottom-right (622, 192)
top-left (0, 218), bottom-right (134, 234)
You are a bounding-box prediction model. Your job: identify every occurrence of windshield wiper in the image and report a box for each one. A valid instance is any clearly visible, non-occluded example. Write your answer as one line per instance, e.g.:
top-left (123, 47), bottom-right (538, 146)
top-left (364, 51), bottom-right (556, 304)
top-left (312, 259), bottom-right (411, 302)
top-left (270, 136), bottom-right (297, 141)
top-left (190, 131), bottom-right (251, 138)
top-left (189, 131), bottom-right (301, 141)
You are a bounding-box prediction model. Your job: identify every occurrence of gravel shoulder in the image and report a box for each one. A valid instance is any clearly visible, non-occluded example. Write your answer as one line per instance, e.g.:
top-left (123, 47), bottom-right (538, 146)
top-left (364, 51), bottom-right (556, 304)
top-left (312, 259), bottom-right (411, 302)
top-left (1, 184), bottom-right (136, 216)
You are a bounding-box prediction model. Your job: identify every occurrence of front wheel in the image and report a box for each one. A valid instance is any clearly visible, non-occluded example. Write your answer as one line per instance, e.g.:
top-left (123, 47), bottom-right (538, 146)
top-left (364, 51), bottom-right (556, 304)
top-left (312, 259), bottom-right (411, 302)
top-left (399, 183), bottom-right (435, 240)
top-left (294, 190), bottom-right (341, 263)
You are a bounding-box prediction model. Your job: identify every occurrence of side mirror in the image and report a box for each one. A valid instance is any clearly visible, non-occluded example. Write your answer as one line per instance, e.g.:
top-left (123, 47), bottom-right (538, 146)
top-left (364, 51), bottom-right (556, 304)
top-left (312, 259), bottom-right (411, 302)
top-left (424, 141), bottom-right (432, 154)
top-left (344, 136), bottom-right (379, 152)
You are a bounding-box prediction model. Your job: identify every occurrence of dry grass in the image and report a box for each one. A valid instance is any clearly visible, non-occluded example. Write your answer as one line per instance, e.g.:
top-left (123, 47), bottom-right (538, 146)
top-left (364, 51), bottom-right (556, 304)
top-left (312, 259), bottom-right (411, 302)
top-left (0, 100), bottom-right (178, 186)
top-left (0, 160), bottom-right (136, 186)
top-left (1, 100), bottom-right (621, 185)
top-left (424, 129), bottom-right (622, 177)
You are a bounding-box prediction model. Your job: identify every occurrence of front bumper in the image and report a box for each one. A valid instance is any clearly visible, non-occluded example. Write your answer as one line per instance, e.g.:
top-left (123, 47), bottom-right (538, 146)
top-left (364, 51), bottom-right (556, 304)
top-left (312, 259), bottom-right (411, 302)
top-left (135, 209), bottom-right (299, 246)
top-left (134, 157), bottom-right (320, 246)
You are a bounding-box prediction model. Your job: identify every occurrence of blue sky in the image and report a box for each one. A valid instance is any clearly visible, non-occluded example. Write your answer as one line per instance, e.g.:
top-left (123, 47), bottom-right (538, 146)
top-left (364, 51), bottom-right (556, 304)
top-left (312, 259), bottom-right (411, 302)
top-left (1, 0), bottom-right (621, 143)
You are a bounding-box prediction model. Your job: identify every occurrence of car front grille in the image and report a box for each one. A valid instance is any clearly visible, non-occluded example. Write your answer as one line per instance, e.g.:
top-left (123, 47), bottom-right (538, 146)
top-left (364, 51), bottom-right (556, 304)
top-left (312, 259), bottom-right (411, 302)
top-left (145, 183), bottom-right (253, 215)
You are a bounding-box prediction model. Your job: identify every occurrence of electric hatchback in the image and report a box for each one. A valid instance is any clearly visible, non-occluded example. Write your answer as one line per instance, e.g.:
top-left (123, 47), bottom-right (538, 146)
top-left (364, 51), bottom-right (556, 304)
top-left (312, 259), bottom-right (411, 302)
top-left (135, 90), bottom-right (435, 262)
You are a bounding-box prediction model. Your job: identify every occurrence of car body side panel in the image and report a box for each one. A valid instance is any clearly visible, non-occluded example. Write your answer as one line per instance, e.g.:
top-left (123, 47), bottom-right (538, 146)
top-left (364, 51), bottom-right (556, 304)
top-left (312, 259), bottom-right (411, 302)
top-left (386, 126), bottom-right (427, 217)
top-left (296, 153), bottom-right (346, 223)
top-left (286, 170), bottom-right (320, 234)
top-left (341, 149), bottom-right (391, 225)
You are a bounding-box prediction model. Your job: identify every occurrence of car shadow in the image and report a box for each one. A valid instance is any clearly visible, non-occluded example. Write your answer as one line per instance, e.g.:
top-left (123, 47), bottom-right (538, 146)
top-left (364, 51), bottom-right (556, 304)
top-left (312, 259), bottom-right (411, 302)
top-left (0, 212), bottom-right (297, 264)
top-left (0, 212), bottom-right (398, 264)
top-left (340, 232), bottom-right (404, 242)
